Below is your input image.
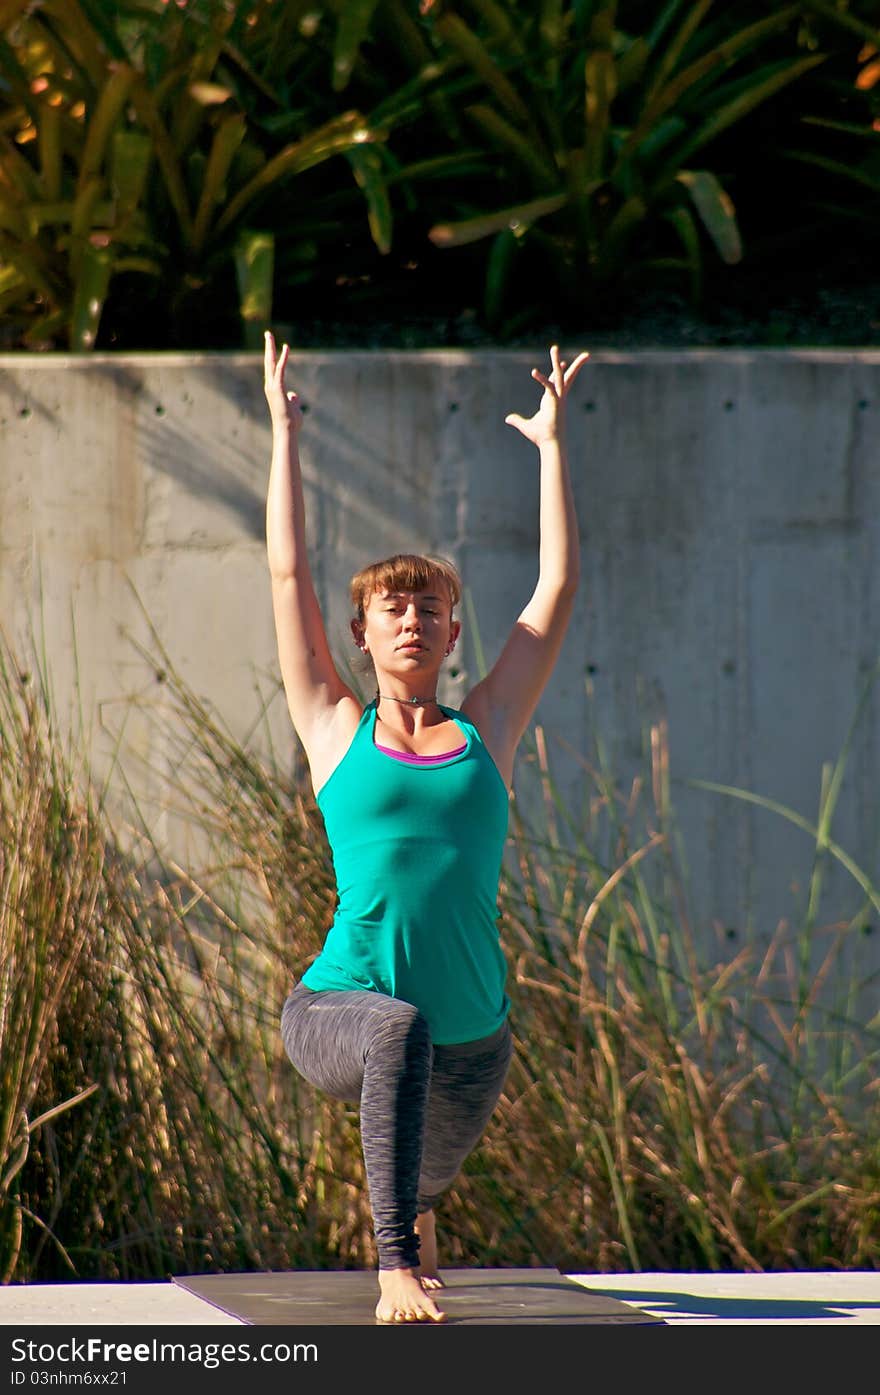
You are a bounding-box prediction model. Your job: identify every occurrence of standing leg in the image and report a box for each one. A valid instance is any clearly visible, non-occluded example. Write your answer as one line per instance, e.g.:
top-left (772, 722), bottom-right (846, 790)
top-left (416, 1018), bottom-right (513, 1282)
top-left (280, 982), bottom-right (446, 1322)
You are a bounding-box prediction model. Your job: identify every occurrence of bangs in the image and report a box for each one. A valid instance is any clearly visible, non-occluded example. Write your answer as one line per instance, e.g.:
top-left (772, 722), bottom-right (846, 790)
top-left (351, 553), bottom-right (461, 620)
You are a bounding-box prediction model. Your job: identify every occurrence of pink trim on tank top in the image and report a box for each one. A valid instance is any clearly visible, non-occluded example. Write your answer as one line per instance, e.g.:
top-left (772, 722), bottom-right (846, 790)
top-left (375, 741), bottom-right (468, 764)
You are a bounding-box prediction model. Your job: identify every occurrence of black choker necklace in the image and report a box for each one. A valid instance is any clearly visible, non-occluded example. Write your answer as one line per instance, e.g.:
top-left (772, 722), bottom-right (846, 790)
top-left (376, 691), bottom-right (437, 707)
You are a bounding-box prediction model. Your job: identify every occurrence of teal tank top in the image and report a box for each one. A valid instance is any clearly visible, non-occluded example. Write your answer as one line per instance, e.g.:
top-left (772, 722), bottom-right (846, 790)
top-left (301, 699), bottom-right (511, 1044)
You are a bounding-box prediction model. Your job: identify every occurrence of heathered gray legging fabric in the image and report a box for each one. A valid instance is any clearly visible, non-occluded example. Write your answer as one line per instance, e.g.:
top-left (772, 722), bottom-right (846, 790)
top-left (280, 981), bottom-right (512, 1270)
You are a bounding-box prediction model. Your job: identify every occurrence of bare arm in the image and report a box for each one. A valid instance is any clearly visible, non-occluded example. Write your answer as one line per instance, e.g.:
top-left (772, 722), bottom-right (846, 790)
top-left (264, 332), bottom-right (355, 751)
top-left (463, 346), bottom-right (589, 763)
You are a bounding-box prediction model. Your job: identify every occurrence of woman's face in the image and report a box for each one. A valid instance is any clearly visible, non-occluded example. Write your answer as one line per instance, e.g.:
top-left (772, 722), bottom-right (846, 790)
top-left (357, 586), bottom-right (459, 675)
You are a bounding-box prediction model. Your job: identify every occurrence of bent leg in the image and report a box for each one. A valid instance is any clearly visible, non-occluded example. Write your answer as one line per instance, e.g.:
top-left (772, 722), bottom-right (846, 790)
top-left (417, 1018), bottom-right (513, 1215)
top-left (281, 982), bottom-right (432, 1270)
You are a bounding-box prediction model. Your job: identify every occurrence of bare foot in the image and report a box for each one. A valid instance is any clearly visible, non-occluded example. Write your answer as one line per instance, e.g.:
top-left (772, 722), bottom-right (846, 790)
top-left (415, 1209), bottom-right (445, 1290)
top-left (376, 1267), bottom-right (447, 1324)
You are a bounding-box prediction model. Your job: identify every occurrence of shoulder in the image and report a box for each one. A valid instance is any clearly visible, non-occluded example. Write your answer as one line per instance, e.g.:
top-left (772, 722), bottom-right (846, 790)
top-left (459, 680), bottom-right (503, 739)
top-left (304, 693), bottom-right (371, 796)
top-left (444, 692), bottom-right (488, 740)
top-left (438, 697), bottom-right (472, 725)
top-left (459, 684), bottom-right (515, 790)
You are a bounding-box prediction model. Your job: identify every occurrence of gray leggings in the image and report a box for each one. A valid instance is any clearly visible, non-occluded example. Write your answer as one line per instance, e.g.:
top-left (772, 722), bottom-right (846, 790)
top-left (280, 981), bottom-right (513, 1270)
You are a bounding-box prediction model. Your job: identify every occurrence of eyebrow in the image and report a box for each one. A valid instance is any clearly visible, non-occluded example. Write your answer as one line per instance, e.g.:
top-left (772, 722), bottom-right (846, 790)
top-left (379, 592), bottom-right (443, 601)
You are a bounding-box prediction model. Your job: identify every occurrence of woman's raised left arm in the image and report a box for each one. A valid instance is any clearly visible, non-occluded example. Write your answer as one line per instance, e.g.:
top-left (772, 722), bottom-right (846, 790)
top-left (462, 345), bottom-right (589, 766)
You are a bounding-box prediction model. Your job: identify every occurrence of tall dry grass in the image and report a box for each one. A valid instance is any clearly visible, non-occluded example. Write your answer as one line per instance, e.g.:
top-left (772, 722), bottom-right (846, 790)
top-left (0, 649), bottom-right (103, 1282)
top-left (2, 632), bottom-right (878, 1282)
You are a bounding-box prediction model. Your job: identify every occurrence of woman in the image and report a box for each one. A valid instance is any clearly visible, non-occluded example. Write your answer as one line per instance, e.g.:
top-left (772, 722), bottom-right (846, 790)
top-left (263, 331), bottom-right (588, 1323)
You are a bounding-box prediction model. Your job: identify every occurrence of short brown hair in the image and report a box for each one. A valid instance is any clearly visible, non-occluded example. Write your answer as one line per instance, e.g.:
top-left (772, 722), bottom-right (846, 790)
top-left (350, 553), bottom-right (462, 623)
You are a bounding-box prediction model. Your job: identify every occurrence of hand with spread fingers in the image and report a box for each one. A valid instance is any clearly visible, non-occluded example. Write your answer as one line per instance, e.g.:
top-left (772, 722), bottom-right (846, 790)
top-left (504, 344), bottom-right (590, 446)
top-left (263, 330), bottom-right (304, 435)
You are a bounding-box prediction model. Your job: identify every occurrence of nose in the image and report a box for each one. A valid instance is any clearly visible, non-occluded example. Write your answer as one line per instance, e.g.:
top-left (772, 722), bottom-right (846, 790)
top-left (402, 601), bottom-right (421, 629)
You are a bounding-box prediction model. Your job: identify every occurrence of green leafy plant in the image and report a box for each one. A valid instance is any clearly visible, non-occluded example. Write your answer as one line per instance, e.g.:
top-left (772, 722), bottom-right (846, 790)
top-left (418, 0), bottom-right (874, 333)
top-left (2, 1), bottom-right (877, 347)
top-left (771, 2), bottom-right (880, 258)
top-left (0, 0), bottom-right (385, 349)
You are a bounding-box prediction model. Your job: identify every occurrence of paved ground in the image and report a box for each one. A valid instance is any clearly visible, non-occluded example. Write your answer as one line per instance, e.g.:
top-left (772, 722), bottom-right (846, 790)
top-left (570, 1272), bottom-right (880, 1325)
top-left (1, 1271), bottom-right (879, 1326)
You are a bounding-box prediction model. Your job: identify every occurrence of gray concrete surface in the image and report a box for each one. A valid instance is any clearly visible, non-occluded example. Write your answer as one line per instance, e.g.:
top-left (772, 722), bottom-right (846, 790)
top-left (2, 349), bottom-right (879, 962)
top-left (1, 1272), bottom-right (879, 1326)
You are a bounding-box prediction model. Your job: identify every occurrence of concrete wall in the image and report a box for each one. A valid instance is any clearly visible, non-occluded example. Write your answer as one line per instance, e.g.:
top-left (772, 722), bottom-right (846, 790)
top-left (2, 349), bottom-right (879, 974)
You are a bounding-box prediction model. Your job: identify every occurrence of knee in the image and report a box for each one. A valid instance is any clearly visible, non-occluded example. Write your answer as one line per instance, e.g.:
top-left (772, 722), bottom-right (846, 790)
top-left (368, 1000), bottom-right (431, 1067)
top-left (417, 1163), bottom-right (457, 1214)
top-left (417, 1186), bottom-right (447, 1213)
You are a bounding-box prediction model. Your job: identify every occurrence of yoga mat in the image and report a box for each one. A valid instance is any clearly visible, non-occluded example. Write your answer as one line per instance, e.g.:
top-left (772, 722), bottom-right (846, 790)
top-left (172, 1268), bottom-right (666, 1325)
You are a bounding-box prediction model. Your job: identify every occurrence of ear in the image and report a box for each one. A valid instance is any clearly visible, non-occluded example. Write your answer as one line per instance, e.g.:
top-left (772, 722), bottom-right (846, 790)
top-left (350, 617), bottom-right (366, 650)
top-left (448, 619), bottom-right (461, 649)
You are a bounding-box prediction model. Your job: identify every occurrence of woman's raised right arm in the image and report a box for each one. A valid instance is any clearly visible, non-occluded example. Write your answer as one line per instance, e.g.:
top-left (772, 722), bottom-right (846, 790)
top-left (264, 331), bottom-right (353, 748)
